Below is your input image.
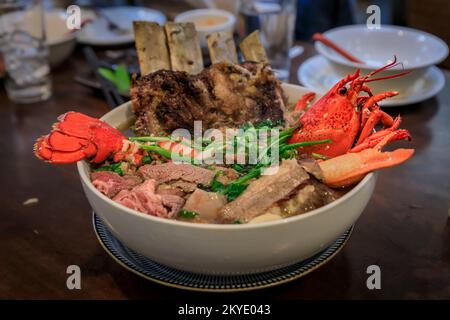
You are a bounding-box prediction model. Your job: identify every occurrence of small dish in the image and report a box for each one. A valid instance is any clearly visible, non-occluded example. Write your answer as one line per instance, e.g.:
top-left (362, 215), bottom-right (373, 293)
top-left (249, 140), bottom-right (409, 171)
top-left (93, 212), bottom-right (353, 292)
top-left (174, 8), bottom-right (236, 48)
top-left (77, 6), bottom-right (166, 46)
top-left (298, 55), bottom-right (445, 107)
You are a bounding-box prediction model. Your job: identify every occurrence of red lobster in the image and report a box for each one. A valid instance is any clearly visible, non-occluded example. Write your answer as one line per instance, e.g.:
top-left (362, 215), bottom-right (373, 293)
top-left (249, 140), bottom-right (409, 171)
top-left (289, 58), bottom-right (414, 186)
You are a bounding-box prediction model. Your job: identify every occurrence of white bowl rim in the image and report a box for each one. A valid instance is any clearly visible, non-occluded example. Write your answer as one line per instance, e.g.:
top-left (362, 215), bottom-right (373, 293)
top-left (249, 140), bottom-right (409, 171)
top-left (45, 9), bottom-right (77, 46)
top-left (315, 24), bottom-right (449, 71)
top-left (174, 8), bottom-right (236, 33)
top-left (77, 104), bottom-right (375, 230)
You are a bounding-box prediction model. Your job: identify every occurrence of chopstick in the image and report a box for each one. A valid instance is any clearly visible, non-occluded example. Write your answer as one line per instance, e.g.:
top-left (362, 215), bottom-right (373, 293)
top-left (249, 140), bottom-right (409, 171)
top-left (312, 32), bottom-right (362, 63)
top-left (83, 46), bottom-right (125, 109)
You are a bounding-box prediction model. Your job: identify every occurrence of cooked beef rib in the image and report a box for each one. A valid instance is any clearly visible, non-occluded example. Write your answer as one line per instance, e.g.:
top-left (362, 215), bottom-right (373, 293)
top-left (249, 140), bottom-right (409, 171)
top-left (131, 62), bottom-right (286, 136)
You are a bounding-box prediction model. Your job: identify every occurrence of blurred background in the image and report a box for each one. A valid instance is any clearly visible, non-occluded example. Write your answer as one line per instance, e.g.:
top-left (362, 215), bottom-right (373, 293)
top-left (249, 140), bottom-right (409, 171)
top-left (1, 0), bottom-right (449, 104)
top-left (42, 0), bottom-right (449, 66)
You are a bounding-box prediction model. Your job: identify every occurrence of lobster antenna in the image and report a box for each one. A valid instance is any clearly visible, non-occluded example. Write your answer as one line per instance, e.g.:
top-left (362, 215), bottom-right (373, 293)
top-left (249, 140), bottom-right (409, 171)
top-left (364, 56), bottom-right (398, 78)
top-left (362, 56), bottom-right (411, 83)
top-left (363, 70), bottom-right (411, 83)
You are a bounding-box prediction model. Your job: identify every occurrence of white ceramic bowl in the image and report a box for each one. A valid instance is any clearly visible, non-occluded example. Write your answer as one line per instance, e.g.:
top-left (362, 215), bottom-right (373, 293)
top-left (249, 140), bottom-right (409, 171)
top-left (77, 83), bottom-right (376, 275)
top-left (44, 10), bottom-right (77, 67)
top-left (77, 6), bottom-right (166, 46)
top-left (175, 8), bottom-right (236, 48)
top-left (0, 9), bottom-right (77, 67)
top-left (315, 25), bottom-right (449, 94)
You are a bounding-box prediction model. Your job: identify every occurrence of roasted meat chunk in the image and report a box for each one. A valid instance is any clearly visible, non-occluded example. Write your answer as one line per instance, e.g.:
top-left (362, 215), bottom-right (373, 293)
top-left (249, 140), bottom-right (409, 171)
top-left (131, 62), bottom-right (286, 136)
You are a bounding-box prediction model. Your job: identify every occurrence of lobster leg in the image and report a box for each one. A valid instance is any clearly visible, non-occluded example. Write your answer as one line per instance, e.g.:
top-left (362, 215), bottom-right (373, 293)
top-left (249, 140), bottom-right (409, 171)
top-left (318, 132), bottom-right (414, 187)
top-left (357, 92), bottom-right (398, 145)
top-left (350, 128), bottom-right (410, 153)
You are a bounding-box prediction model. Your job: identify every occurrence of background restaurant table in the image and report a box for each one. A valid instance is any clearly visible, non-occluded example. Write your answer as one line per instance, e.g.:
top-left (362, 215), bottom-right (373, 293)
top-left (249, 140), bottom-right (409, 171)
top-left (1, 42), bottom-right (449, 300)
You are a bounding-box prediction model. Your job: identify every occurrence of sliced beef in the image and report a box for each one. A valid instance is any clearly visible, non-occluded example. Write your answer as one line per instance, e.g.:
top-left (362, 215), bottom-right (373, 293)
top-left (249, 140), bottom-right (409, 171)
top-left (218, 159), bottom-right (310, 223)
top-left (156, 184), bottom-right (186, 197)
top-left (113, 179), bottom-right (185, 219)
top-left (90, 171), bottom-right (142, 198)
top-left (183, 189), bottom-right (226, 223)
top-left (161, 194), bottom-right (186, 217)
top-left (138, 163), bottom-right (215, 187)
top-left (265, 178), bottom-right (341, 218)
top-left (131, 61), bottom-right (286, 136)
top-left (167, 180), bottom-right (198, 193)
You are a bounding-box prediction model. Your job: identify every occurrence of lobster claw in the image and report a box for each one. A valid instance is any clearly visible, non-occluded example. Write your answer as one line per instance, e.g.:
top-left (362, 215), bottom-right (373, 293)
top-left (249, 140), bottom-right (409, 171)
top-left (304, 132), bottom-right (414, 188)
top-left (34, 112), bottom-right (129, 164)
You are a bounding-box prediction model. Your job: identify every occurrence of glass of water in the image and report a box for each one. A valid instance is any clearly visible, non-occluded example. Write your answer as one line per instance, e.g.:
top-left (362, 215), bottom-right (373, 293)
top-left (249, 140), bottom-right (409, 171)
top-left (239, 0), bottom-right (297, 81)
top-left (0, 0), bottom-right (52, 103)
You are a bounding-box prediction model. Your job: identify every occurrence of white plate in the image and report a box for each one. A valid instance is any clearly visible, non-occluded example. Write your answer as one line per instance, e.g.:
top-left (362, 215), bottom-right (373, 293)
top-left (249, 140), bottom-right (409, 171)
top-left (298, 55), bottom-right (445, 107)
top-left (77, 6), bottom-right (166, 46)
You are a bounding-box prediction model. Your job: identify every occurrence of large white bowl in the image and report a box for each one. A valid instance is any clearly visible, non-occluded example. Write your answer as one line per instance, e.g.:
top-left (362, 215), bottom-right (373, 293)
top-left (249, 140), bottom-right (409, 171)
top-left (77, 83), bottom-right (376, 275)
top-left (315, 25), bottom-right (449, 94)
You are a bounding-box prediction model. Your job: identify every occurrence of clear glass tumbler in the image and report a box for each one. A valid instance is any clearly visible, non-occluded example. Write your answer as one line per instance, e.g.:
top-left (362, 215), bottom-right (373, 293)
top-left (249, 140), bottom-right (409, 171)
top-left (0, 0), bottom-right (52, 103)
top-left (239, 0), bottom-right (297, 81)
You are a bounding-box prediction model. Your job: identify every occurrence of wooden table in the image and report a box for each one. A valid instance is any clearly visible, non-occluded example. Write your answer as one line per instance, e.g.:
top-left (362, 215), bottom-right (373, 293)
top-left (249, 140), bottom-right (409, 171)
top-left (1, 43), bottom-right (449, 300)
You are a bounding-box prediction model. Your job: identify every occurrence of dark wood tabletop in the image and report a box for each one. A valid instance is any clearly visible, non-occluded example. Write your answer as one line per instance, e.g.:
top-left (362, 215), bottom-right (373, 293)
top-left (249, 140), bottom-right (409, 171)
top-left (1, 40), bottom-right (449, 300)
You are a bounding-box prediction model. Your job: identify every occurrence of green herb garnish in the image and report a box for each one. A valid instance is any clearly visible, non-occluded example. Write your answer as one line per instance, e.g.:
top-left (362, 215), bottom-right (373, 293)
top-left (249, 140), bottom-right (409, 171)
top-left (209, 167), bottom-right (261, 201)
top-left (94, 162), bottom-right (123, 176)
top-left (224, 183), bottom-right (248, 201)
top-left (141, 156), bottom-right (153, 164)
top-left (233, 220), bottom-right (242, 224)
top-left (178, 209), bottom-right (198, 219)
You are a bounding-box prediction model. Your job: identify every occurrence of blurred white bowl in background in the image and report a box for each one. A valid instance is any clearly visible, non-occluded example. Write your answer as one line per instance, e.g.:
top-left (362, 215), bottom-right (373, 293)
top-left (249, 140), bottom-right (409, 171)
top-left (1, 9), bottom-right (78, 67)
top-left (314, 25), bottom-right (448, 95)
top-left (175, 8), bottom-right (236, 48)
top-left (43, 10), bottom-right (77, 67)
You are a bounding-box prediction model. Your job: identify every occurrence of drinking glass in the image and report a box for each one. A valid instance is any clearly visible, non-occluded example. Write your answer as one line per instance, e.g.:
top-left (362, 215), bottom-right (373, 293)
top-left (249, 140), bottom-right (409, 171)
top-left (239, 0), bottom-right (297, 81)
top-left (0, 0), bottom-right (52, 103)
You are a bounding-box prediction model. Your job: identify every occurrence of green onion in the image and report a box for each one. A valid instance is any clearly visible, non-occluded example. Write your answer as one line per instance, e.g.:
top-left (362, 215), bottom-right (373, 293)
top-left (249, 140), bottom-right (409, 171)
top-left (129, 136), bottom-right (172, 142)
top-left (312, 153), bottom-right (329, 160)
top-left (232, 164), bottom-right (244, 172)
top-left (283, 139), bottom-right (331, 150)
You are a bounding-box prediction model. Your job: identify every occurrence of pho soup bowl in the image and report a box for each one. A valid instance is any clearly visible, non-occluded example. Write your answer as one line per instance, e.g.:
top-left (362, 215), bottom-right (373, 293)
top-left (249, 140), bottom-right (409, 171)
top-left (315, 25), bottom-right (449, 95)
top-left (77, 83), bottom-right (376, 275)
